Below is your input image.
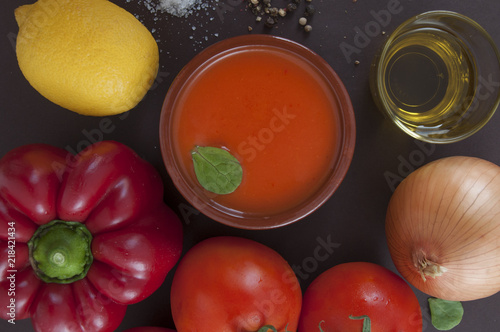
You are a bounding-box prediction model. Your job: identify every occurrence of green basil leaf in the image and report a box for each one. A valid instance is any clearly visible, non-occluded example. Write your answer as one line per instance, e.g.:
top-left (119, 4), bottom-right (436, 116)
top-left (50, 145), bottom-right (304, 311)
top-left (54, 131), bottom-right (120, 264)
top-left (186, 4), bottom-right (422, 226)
top-left (428, 298), bottom-right (464, 331)
top-left (191, 146), bottom-right (242, 195)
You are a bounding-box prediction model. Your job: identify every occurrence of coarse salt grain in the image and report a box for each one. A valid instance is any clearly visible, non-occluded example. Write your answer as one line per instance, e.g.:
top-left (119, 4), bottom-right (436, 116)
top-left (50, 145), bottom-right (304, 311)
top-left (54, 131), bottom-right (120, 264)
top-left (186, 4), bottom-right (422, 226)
top-left (156, 0), bottom-right (201, 17)
top-left (133, 0), bottom-right (224, 54)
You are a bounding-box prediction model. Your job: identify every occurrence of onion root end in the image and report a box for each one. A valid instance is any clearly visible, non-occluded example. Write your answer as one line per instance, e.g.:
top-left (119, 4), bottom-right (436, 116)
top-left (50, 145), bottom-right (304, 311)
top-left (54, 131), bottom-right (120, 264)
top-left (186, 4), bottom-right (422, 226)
top-left (412, 250), bottom-right (448, 282)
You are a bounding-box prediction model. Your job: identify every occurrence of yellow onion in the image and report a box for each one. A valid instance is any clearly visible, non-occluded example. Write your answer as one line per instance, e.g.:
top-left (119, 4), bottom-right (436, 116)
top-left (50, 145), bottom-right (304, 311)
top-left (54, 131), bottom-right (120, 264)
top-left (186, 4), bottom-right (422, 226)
top-left (386, 156), bottom-right (500, 301)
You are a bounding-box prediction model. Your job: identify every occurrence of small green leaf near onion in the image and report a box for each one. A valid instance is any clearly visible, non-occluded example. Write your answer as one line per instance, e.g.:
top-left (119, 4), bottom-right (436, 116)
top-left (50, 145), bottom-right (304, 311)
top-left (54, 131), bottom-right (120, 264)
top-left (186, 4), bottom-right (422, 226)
top-left (428, 298), bottom-right (464, 330)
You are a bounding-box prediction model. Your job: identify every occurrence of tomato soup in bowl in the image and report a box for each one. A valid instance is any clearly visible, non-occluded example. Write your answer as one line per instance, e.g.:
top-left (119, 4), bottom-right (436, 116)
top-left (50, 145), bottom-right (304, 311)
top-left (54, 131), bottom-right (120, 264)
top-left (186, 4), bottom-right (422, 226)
top-left (160, 35), bottom-right (355, 229)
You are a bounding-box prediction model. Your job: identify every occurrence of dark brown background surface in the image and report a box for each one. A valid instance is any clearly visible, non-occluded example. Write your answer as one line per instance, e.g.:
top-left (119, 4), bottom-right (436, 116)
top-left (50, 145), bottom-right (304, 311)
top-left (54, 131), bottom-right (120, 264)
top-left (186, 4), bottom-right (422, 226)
top-left (1, 0), bottom-right (499, 331)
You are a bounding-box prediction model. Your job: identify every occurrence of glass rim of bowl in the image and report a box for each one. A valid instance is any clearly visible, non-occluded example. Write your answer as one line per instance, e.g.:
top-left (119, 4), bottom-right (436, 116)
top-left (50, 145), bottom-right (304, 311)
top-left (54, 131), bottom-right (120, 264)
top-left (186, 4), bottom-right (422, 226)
top-left (159, 34), bottom-right (356, 230)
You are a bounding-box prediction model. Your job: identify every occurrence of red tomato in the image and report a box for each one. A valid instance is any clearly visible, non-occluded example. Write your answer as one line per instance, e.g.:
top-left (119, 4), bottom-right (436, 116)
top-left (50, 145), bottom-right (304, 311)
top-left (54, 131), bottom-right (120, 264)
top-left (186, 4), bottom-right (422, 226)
top-left (170, 236), bottom-right (302, 332)
top-left (298, 262), bottom-right (422, 332)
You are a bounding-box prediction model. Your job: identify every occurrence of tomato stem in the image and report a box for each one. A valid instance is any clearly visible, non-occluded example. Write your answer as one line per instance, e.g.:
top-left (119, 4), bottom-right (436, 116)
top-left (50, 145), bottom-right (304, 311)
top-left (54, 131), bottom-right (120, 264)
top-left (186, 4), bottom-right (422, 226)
top-left (349, 315), bottom-right (371, 332)
top-left (256, 324), bottom-right (293, 332)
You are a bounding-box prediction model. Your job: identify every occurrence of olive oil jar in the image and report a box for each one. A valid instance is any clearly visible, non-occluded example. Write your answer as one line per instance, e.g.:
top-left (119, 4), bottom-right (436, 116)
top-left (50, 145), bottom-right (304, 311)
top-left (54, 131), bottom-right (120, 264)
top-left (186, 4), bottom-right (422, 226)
top-left (370, 11), bottom-right (500, 143)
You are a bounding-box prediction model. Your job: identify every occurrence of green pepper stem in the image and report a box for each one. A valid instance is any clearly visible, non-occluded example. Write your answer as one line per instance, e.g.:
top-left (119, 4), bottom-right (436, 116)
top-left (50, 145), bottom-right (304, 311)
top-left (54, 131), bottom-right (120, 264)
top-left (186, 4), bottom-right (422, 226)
top-left (28, 220), bottom-right (93, 284)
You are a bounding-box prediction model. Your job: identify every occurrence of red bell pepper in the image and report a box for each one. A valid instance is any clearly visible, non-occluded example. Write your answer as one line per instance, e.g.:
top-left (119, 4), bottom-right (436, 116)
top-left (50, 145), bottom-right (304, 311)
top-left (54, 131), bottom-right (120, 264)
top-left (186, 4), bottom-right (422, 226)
top-left (0, 141), bottom-right (183, 332)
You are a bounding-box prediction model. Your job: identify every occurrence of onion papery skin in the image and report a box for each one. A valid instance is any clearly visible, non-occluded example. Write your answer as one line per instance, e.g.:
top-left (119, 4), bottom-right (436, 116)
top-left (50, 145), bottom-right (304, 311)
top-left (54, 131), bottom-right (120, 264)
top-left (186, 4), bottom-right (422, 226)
top-left (386, 156), bottom-right (500, 301)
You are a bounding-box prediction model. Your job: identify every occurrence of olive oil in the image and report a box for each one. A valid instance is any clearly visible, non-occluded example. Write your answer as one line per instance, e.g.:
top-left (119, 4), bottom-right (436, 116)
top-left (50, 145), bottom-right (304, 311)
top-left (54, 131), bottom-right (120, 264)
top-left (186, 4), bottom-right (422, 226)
top-left (377, 27), bottom-right (477, 140)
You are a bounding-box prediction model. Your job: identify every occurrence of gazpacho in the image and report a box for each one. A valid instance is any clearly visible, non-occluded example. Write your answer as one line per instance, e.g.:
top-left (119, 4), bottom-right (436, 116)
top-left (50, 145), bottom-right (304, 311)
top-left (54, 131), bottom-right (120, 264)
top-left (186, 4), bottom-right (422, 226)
top-left (170, 44), bottom-right (341, 216)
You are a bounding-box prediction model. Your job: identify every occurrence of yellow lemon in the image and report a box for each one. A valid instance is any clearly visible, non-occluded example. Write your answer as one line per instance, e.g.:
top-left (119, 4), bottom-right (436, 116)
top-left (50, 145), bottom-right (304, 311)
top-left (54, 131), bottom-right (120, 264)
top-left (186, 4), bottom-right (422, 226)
top-left (15, 0), bottom-right (159, 116)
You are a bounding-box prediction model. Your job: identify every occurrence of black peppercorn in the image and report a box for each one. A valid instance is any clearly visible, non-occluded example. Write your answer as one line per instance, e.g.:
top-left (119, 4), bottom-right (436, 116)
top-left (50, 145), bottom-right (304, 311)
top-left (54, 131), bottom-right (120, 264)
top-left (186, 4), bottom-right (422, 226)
top-left (269, 7), bottom-right (279, 17)
top-left (287, 3), bottom-right (298, 11)
top-left (265, 16), bottom-right (276, 27)
top-left (305, 4), bottom-right (315, 16)
top-left (245, 0), bottom-right (315, 33)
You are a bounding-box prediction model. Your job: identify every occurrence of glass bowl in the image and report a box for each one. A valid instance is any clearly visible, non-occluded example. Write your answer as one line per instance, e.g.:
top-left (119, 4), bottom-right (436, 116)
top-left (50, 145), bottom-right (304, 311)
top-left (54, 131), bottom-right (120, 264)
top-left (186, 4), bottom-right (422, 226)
top-left (370, 11), bottom-right (500, 143)
top-left (159, 35), bottom-right (355, 230)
